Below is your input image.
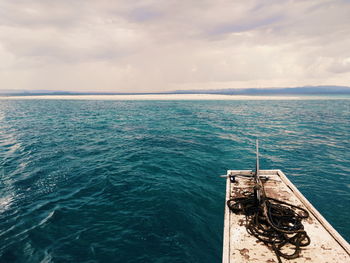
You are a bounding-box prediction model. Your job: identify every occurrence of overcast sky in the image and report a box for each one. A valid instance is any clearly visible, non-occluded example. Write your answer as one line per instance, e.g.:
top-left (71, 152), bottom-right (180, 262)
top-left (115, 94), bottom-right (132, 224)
top-left (0, 0), bottom-right (350, 92)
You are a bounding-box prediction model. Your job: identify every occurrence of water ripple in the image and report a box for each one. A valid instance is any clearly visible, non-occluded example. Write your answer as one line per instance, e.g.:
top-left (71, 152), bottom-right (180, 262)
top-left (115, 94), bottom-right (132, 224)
top-left (0, 99), bottom-right (349, 262)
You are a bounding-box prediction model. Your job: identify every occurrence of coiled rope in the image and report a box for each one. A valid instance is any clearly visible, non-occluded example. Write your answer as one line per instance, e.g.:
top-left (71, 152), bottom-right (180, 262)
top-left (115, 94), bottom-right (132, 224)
top-left (227, 176), bottom-right (311, 263)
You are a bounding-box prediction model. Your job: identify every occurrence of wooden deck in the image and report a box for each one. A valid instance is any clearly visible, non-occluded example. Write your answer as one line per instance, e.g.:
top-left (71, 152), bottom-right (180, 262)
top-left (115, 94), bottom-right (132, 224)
top-left (223, 169), bottom-right (350, 263)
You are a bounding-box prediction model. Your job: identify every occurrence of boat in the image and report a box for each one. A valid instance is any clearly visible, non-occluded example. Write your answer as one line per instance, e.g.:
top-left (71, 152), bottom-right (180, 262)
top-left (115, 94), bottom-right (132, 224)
top-left (222, 141), bottom-right (350, 262)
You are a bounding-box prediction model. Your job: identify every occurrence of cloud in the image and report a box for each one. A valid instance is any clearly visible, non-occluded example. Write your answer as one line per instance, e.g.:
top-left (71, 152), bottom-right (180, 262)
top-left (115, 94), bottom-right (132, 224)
top-left (0, 0), bottom-right (350, 92)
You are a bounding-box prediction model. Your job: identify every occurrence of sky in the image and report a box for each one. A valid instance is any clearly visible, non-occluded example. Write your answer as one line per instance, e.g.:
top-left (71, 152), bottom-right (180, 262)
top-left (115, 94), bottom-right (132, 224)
top-left (0, 0), bottom-right (350, 93)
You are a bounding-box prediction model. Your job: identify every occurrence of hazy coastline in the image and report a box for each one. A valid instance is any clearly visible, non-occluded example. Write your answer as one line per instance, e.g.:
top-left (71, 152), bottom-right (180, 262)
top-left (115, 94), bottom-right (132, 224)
top-left (1, 94), bottom-right (350, 100)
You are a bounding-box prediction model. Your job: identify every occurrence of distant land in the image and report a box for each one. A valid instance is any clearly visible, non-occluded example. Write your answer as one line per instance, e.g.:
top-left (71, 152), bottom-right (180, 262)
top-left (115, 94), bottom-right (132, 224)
top-left (173, 85), bottom-right (350, 95)
top-left (0, 86), bottom-right (350, 96)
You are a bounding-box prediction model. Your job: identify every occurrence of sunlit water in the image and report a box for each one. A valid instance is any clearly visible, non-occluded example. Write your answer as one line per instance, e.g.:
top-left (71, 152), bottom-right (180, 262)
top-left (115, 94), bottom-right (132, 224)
top-left (0, 99), bottom-right (349, 262)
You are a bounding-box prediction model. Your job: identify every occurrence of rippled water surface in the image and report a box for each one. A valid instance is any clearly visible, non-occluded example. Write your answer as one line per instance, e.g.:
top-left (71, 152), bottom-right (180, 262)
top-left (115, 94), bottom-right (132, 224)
top-left (0, 99), bottom-right (349, 262)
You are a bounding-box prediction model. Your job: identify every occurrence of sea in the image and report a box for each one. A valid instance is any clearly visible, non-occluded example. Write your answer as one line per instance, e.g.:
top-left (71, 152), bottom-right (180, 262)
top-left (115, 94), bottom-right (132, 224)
top-left (0, 97), bottom-right (349, 262)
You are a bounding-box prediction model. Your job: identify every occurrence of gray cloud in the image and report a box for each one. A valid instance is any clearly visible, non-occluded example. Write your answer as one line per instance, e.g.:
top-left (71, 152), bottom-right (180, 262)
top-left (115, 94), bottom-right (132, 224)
top-left (0, 0), bottom-right (349, 92)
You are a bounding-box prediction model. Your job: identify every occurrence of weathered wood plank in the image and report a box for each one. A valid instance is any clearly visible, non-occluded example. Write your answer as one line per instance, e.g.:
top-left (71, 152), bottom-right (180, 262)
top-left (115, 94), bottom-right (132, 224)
top-left (222, 175), bottom-right (231, 263)
top-left (223, 169), bottom-right (350, 263)
top-left (277, 170), bottom-right (350, 254)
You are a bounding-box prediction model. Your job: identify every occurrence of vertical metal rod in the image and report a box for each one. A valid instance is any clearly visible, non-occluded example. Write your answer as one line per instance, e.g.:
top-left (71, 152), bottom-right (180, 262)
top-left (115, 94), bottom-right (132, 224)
top-left (254, 139), bottom-right (261, 205)
top-left (256, 139), bottom-right (259, 177)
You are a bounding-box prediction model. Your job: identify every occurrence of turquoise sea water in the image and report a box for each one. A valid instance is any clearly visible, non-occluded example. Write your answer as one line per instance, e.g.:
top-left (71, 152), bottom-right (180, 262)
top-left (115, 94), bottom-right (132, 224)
top-left (0, 99), bottom-right (349, 262)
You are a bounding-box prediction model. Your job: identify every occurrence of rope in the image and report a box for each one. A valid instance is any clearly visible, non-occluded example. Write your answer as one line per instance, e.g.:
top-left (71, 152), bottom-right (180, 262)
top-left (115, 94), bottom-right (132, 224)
top-left (227, 177), bottom-right (311, 263)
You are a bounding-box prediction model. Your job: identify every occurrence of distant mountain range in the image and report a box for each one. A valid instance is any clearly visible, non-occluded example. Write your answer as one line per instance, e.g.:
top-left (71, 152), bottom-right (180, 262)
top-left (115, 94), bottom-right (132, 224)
top-left (172, 86), bottom-right (350, 95)
top-left (0, 86), bottom-right (350, 95)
